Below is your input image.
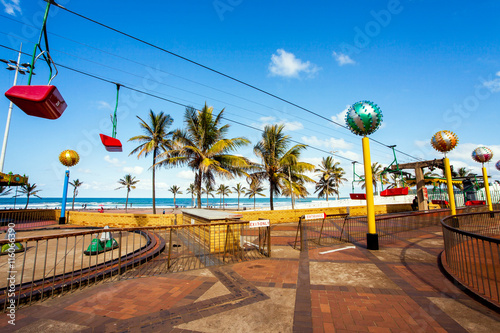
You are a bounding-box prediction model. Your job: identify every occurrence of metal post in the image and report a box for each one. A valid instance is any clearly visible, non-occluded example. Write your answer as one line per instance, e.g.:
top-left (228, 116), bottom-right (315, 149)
top-left (0, 44), bottom-right (22, 173)
top-left (482, 166), bottom-right (493, 212)
top-left (444, 157), bottom-right (457, 216)
top-left (59, 169), bottom-right (70, 224)
top-left (362, 136), bottom-right (378, 250)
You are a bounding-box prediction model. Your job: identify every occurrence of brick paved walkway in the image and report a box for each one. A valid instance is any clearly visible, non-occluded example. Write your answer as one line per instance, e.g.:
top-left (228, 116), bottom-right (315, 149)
top-left (1, 224), bottom-right (500, 332)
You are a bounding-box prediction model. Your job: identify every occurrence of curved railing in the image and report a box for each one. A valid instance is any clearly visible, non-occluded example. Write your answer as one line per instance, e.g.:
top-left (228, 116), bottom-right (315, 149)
top-left (441, 211), bottom-right (500, 307)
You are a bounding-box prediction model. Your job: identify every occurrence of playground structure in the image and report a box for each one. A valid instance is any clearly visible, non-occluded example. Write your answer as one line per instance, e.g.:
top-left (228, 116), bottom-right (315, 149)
top-left (390, 159), bottom-right (445, 211)
top-left (379, 145), bottom-right (409, 197)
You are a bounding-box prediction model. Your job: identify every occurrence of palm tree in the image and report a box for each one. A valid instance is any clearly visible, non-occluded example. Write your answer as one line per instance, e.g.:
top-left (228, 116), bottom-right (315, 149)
top-left (216, 184), bottom-right (231, 210)
top-left (17, 183), bottom-right (42, 209)
top-left (315, 156), bottom-right (339, 202)
top-left (202, 183), bottom-right (215, 208)
top-left (315, 177), bottom-right (337, 201)
top-left (69, 179), bottom-right (83, 210)
top-left (116, 174), bottom-right (139, 213)
top-left (232, 183), bottom-right (246, 210)
top-left (186, 183), bottom-right (196, 207)
top-left (0, 186), bottom-right (12, 197)
top-left (253, 124), bottom-right (314, 210)
top-left (245, 177), bottom-right (266, 209)
top-left (157, 104), bottom-right (253, 208)
top-left (129, 110), bottom-right (174, 214)
top-left (359, 162), bottom-right (387, 195)
top-left (169, 185), bottom-right (183, 208)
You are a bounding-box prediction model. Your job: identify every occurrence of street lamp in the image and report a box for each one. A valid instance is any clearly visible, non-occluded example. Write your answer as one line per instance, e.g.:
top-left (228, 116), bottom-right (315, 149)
top-left (0, 44), bottom-right (34, 173)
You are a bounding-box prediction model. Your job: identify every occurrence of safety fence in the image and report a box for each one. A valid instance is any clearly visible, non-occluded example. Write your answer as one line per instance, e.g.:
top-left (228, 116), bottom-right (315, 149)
top-left (441, 211), bottom-right (500, 307)
top-left (293, 214), bottom-right (349, 250)
top-left (293, 209), bottom-right (454, 251)
top-left (0, 220), bottom-right (270, 311)
top-left (0, 209), bottom-right (58, 230)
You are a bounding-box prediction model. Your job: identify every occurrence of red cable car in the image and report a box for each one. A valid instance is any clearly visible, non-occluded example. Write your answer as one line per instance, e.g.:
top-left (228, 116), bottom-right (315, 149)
top-left (99, 84), bottom-right (122, 152)
top-left (350, 193), bottom-right (366, 200)
top-left (100, 134), bottom-right (122, 152)
top-left (4, 2), bottom-right (67, 120)
top-left (380, 187), bottom-right (409, 197)
top-left (5, 85), bottom-right (66, 120)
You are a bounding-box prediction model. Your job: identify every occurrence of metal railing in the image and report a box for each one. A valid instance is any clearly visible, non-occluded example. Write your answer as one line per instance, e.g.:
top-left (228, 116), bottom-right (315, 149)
top-left (441, 211), bottom-right (500, 306)
top-left (0, 209), bottom-right (58, 230)
top-left (344, 209), bottom-right (452, 246)
top-left (293, 214), bottom-right (349, 251)
top-left (0, 220), bottom-right (270, 310)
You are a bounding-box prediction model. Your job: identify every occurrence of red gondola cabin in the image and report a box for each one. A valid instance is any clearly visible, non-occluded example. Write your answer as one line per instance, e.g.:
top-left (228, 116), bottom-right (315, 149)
top-left (5, 85), bottom-right (67, 120)
top-left (99, 134), bottom-right (122, 152)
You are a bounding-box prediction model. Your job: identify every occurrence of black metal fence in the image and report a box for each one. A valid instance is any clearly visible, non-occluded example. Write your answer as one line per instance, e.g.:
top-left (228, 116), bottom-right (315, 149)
top-left (293, 214), bottom-right (349, 250)
top-left (293, 209), bottom-right (453, 251)
top-left (441, 211), bottom-right (500, 306)
top-left (0, 220), bottom-right (270, 311)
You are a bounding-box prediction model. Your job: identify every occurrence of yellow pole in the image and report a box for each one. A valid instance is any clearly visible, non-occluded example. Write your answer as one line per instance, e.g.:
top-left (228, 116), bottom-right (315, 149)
top-left (362, 136), bottom-right (378, 250)
top-left (482, 166), bottom-right (493, 211)
top-left (443, 157), bottom-right (457, 215)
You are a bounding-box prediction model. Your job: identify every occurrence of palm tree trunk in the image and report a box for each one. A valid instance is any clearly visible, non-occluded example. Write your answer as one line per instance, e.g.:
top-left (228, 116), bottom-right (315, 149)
top-left (152, 149), bottom-right (157, 214)
top-left (223, 195), bottom-right (225, 210)
top-left (72, 190), bottom-right (76, 210)
top-left (326, 183), bottom-right (329, 202)
top-left (174, 194), bottom-right (176, 208)
top-left (270, 180), bottom-right (274, 211)
top-left (125, 189), bottom-right (129, 213)
top-left (254, 196), bottom-right (256, 209)
top-left (24, 194), bottom-right (30, 209)
top-left (237, 194), bottom-right (240, 210)
top-left (197, 171), bottom-right (202, 208)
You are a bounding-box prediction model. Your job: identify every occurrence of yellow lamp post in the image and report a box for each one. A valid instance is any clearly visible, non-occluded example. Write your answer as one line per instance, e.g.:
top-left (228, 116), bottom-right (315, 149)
top-left (58, 150), bottom-right (79, 224)
top-left (431, 131), bottom-right (459, 216)
top-left (472, 147), bottom-right (494, 211)
top-left (345, 101), bottom-right (383, 250)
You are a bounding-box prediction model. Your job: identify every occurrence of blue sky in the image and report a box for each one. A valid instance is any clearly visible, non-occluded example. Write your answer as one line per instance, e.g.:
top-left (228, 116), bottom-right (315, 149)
top-left (0, 0), bottom-right (499, 199)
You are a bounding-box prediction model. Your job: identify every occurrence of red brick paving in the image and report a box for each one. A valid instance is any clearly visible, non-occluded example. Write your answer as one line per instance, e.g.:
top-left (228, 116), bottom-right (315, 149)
top-left (3, 223), bottom-right (499, 332)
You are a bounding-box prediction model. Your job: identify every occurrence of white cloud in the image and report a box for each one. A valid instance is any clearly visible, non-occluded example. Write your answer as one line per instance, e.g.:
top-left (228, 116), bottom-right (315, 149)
top-left (97, 101), bottom-right (113, 110)
top-left (259, 116), bottom-right (276, 123)
top-left (483, 71), bottom-right (500, 93)
top-left (253, 117), bottom-right (304, 131)
top-left (331, 106), bottom-right (349, 125)
top-left (77, 168), bottom-right (92, 174)
top-left (177, 170), bottom-right (195, 180)
top-left (104, 155), bottom-right (126, 168)
top-left (2, 0), bottom-right (21, 16)
top-left (268, 49), bottom-right (320, 78)
top-left (283, 121), bottom-right (303, 131)
top-left (301, 136), bottom-right (352, 150)
top-left (123, 166), bottom-right (144, 175)
top-left (332, 51), bottom-right (356, 66)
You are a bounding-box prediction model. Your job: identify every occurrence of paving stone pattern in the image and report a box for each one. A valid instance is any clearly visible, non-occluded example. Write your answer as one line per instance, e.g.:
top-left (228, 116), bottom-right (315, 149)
top-left (1, 224), bottom-right (500, 332)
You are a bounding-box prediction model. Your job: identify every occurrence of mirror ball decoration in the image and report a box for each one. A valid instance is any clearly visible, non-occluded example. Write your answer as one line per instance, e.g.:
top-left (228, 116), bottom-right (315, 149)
top-left (430, 130), bottom-right (458, 153)
top-left (472, 147), bottom-right (493, 164)
top-left (59, 150), bottom-right (80, 167)
top-left (345, 100), bottom-right (383, 136)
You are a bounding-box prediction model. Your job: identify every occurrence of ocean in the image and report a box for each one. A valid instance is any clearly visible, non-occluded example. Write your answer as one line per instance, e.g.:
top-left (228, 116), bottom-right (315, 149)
top-left (0, 196), bottom-right (335, 210)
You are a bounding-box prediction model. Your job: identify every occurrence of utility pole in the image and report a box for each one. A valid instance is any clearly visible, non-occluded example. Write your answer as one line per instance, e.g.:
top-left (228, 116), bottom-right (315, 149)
top-left (0, 44), bottom-right (30, 172)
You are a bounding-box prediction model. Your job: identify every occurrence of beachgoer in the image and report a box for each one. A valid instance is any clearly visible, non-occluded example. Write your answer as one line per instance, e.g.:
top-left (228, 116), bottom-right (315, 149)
top-left (163, 210), bottom-right (165, 214)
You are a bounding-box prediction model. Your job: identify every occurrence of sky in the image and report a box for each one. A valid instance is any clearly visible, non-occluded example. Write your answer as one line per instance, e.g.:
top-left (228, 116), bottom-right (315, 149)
top-left (0, 0), bottom-right (499, 199)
